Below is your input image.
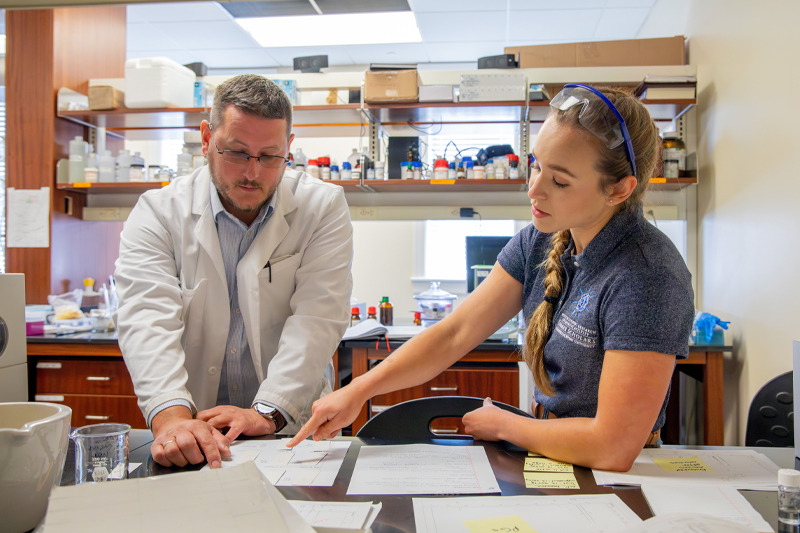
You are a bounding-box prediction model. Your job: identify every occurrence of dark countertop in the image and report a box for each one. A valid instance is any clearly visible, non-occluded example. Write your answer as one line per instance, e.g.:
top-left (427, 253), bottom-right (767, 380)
top-left (27, 331), bottom-right (119, 344)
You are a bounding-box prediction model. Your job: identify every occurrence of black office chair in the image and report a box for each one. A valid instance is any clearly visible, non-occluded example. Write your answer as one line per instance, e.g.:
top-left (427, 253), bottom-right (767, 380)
top-left (745, 371), bottom-right (794, 447)
top-left (356, 396), bottom-right (533, 443)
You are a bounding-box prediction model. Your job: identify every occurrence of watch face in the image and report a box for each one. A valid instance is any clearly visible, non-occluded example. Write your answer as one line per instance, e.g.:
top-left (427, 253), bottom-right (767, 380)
top-left (255, 404), bottom-right (276, 417)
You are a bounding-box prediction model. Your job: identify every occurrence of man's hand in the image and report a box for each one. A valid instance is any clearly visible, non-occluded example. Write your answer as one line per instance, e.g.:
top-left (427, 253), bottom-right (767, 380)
top-left (462, 397), bottom-right (507, 442)
top-left (150, 405), bottom-right (231, 469)
top-left (196, 405), bottom-right (275, 442)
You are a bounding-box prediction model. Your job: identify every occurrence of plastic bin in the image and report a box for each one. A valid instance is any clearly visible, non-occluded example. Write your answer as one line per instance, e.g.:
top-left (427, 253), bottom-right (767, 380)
top-left (124, 57), bottom-right (196, 109)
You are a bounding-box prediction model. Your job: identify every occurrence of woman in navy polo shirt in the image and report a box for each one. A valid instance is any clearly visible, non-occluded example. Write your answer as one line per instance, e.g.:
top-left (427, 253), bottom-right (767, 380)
top-left (289, 85), bottom-right (694, 472)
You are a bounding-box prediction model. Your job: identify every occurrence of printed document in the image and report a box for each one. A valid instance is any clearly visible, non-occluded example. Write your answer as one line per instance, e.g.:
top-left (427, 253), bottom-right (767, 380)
top-left (347, 444), bottom-right (500, 495)
top-left (6, 187), bottom-right (49, 248)
top-left (289, 500), bottom-right (382, 530)
top-left (413, 494), bottom-right (642, 533)
top-left (618, 513), bottom-right (759, 533)
top-left (593, 449), bottom-right (780, 490)
top-left (640, 484), bottom-right (773, 532)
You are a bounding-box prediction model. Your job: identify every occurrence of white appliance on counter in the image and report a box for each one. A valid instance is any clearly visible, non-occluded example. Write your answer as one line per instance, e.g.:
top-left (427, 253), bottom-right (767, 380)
top-left (0, 273), bottom-right (28, 401)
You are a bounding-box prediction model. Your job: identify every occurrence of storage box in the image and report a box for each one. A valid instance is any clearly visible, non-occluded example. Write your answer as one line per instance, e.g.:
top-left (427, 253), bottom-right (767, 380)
top-left (88, 86), bottom-right (125, 110)
top-left (365, 69), bottom-right (419, 103)
top-left (419, 85), bottom-right (456, 103)
top-left (459, 73), bottom-right (526, 102)
top-left (124, 57), bottom-right (196, 108)
top-left (505, 36), bottom-right (686, 69)
top-left (272, 79), bottom-right (297, 104)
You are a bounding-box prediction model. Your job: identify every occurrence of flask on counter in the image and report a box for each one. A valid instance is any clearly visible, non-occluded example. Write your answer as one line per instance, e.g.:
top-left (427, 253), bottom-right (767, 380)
top-left (661, 131), bottom-right (686, 178)
top-left (508, 154), bottom-right (520, 179)
top-left (379, 297), bottom-right (393, 326)
top-left (367, 307), bottom-right (377, 320)
top-left (779, 469), bottom-right (800, 526)
top-left (350, 307), bottom-right (362, 327)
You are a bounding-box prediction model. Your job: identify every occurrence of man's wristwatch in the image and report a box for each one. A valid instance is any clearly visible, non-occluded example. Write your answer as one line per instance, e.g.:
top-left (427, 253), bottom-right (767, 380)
top-left (253, 403), bottom-right (287, 433)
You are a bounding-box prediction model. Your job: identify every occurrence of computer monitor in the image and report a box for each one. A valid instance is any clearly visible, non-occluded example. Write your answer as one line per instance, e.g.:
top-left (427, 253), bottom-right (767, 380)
top-left (466, 236), bottom-right (512, 292)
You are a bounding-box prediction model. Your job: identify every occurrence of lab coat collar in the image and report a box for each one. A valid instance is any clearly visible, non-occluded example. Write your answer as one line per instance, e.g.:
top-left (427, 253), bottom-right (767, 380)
top-left (192, 167), bottom-right (228, 294)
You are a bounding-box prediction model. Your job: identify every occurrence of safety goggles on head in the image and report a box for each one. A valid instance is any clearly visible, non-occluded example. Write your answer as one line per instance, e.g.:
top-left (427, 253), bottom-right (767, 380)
top-left (549, 83), bottom-right (637, 178)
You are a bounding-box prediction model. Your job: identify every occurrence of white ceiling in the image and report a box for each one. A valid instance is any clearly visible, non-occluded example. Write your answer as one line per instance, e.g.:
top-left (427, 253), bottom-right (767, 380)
top-left (125, 0), bottom-right (681, 70)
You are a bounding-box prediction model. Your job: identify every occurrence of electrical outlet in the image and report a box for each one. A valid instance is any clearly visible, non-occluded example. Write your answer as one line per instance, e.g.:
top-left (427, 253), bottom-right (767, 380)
top-left (447, 207), bottom-right (461, 218)
top-left (356, 207), bottom-right (377, 220)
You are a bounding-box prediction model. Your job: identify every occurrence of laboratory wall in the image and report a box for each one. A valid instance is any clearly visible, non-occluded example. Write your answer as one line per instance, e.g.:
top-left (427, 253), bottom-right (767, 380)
top-left (687, 0), bottom-right (800, 444)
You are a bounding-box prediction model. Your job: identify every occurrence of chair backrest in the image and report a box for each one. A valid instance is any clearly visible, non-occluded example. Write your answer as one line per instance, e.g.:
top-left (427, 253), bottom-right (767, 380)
top-left (356, 396), bottom-right (533, 442)
top-left (745, 371), bottom-right (794, 447)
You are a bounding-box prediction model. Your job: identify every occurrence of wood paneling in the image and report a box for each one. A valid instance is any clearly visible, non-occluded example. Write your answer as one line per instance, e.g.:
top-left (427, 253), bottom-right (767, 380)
top-left (36, 358), bottom-right (135, 395)
top-left (38, 394), bottom-right (146, 429)
top-left (6, 7), bottom-right (126, 303)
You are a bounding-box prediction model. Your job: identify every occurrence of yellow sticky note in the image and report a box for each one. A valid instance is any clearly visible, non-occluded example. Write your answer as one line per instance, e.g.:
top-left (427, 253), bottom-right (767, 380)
top-left (523, 472), bottom-right (580, 489)
top-left (652, 456), bottom-right (712, 472)
top-left (463, 515), bottom-right (539, 533)
top-left (524, 457), bottom-right (573, 473)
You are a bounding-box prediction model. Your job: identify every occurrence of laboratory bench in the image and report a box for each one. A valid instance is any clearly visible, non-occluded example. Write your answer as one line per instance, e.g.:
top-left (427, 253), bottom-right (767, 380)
top-left (58, 430), bottom-right (793, 533)
top-left (27, 333), bottom-right (731, 445)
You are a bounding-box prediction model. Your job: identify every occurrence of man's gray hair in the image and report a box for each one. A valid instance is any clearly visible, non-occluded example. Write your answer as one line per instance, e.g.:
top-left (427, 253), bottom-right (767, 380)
top-left (210, 74), bottom-right (293, 139)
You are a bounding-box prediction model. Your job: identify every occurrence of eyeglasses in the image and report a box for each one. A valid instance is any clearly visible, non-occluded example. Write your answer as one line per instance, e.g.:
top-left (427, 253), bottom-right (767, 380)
top-left (549, 83), bottom-right (637, 178)
top-left (212, 137), bottom-right (290, 169)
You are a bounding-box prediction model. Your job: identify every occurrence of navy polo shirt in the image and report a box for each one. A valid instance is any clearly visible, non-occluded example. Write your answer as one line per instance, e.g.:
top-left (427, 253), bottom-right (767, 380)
top-left (498, 206), bottom-right (694, 432)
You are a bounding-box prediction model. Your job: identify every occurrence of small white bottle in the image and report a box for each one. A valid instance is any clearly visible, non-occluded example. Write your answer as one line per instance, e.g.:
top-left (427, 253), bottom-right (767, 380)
top-left (98, 150), bottom-right (116, 183)
top-left (779, 469), bottom-right (800, 526)
top-left (116, 149), bottom-right (132, 182)
top-left (347, 148), bottom-right (361, 170)
top-left (177, 148), bottom-right (193, 177)
top-left (84, 151), bottom-right (99, 183)
top-left (485, 159), bottom-right (495, 180)
top-left (375, 161), bottom-right (385, 180)
top-left (341, 162), bottom-right (352, 180)
top-left (69, 135), bottom-right (87, 183)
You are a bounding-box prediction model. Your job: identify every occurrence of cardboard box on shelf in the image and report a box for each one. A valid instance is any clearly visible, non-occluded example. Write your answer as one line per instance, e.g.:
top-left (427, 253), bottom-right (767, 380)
top-left (88, 86), bottom-right (125, 110)
top-left (365, 69), bottom-right (419, 103)
top-left (505, 36), bottom-right (686, 69)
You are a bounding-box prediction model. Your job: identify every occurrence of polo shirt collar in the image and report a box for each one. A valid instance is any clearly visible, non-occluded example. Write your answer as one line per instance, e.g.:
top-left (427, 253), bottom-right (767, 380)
top-left (209, 179), bottom-right (276, 228)
top-left (560, 206), bottom-right (645, 273)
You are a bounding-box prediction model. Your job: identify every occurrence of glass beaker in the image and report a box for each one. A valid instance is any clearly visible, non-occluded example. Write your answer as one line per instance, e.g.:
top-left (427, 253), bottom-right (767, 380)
top-left (70, 423), bottom-right (130, 484)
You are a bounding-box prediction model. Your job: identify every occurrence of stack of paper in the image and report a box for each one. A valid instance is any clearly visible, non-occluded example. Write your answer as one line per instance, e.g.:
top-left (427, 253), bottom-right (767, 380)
top-left (413, 494), bottom-right (643, 533)
top-left (619, 513), bottom-right (759, 533)
top-left (347, 444), bottom-right (500, 495)
top-left (201, 439), bottom-right (350, 487)
top-left (523, 456), bottom-right (580, 489)
top-left (289, 501), bottom-right (382, 531)
top-left (640, 485), bottom-right (773, 532)
top-left (593, 449), bottom-right (780, 490)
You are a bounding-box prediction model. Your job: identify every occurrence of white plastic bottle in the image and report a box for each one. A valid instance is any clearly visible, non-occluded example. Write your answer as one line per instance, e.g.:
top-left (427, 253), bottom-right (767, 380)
top-left (485, 159), bottom-right (495, 180)
top-left (779, 469), bottom-right (800, 526)
top-left (84, 151), bottom-right (98, 183)
top-left (98, 150), bottom-right (116, 183)
top-left (375, 161), bottom-right (385, 180)
top-left (69, 136), bottom-right (87, 183)
top-left (293, 147), bottom-right (307, 170)
top-left (116, 150), bottom-right (132, 182)
top-left (347, 148), bottom-right (363, 170)
top-left (177, 148), bottom-right (193, 177)
top-left (129, 152), bottom-right (146, 182)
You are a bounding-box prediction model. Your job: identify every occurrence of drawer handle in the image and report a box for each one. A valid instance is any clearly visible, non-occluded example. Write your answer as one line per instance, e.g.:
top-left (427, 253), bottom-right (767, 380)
top-left (371, 405), bottom-right (390, 413)
top-left (85, 415), bottom-right (112, 420)
top-left (430, 386), bottom-right (458, 391)
top-left (36, 362), bottom-right (62, 369)
top-left (35, 394), bottom-right (64, 402)
top-left (431, 428), bottom-right (459, 434)
top-left (86, 376), bottom-right (112, 381)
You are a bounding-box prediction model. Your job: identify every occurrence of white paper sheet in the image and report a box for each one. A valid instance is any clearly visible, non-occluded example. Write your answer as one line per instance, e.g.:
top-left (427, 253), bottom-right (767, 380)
top-left (593, 449), bottom-right (780, 490)
top-left (220, 439), bottom-right (351, 487)
top-left (413, 494), bottom-right (642, 533)
top-left (6, 187), bottom-right (50, 248)
top-left (640, 484), bottom-right (773, 532)
top-left (289, 500), bottom-right (381, 530)
top-left (44, 462), bottom-right (314, 533)
top-left (347, 444), bottom-right (500, 495)
top-left (619, 513), bottom-right (759, 533)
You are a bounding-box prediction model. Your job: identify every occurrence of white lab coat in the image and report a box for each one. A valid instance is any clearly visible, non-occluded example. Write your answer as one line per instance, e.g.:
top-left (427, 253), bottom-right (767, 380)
top-left (115, 166), bottom-right (353, 432)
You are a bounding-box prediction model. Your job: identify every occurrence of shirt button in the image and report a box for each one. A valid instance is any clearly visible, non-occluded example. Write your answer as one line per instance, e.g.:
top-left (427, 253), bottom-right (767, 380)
top-left (208, 367), bottom-right (217, 375)
top-left (233, 385), bottom-right (239, 391)
top-left (231, 348), bottom-right (237, 354)
top-left (574, 262), bottom-right (579, 267)
top-left (236, 308), bottom-right (241, 314)
top-left (247, 231), bottom-right (251, 236)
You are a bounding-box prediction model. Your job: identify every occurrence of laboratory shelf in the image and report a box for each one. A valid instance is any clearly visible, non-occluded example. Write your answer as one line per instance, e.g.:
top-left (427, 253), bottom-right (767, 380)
top-left (327, 179), bottom-right (365, 193)
top-left (648, 177), bottom-right (697, 190)
top-left (363, 178), bottom-right (528, 193)
top-left (366, 101), bottom-right (526, 125)
top-left (56, 182), bottom-right (168, 194)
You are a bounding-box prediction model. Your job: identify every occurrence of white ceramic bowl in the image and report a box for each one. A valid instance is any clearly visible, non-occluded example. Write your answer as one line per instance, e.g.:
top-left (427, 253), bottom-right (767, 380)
top-left (0, 402), bottom-right (72, 533)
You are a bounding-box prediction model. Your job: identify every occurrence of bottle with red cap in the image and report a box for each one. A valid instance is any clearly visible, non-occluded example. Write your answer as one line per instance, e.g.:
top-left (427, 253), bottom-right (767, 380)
top-left (307, 159), bottom-right (320, 179)
top-left (350, 306), bottom-right (361, 327)
top-left (433, 158), bottom-right (449, 180)
top-left (317, 156), bottom-right (331, 180)
top-left (508, 154), bottom-right (520, 179)
top-left (413, 311), bottom-right (422, 326)
top-left (367, 307), bottom-right (377, 320)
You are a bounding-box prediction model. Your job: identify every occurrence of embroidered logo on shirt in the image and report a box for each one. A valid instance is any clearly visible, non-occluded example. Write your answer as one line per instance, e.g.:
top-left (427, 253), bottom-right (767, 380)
top-left (571, 286), bottom-right (595, 320)
top-left (555, 315), bottom-right (598, 349)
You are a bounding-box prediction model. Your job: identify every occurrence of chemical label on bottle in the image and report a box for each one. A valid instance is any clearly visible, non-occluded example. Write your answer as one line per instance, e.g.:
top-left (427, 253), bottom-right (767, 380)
top-left (69, 155), bottom-right (83, 162)
top-left (663, 160), bottom-right (680, 178)
top-left (662, 148), bottom-right (686, 170)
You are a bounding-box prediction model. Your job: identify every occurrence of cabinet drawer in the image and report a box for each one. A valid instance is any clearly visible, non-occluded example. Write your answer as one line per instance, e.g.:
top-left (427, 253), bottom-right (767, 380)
top-left (36, 359), bottom-right (135, 395)
top-left (371, 366), bottom-right (519, 414)
top-left (34, 394), bottom-right (146, 429)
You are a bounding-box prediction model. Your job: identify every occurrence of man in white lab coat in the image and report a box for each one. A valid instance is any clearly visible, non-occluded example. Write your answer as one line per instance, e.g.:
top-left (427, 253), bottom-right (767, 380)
top-left (115, 74), bottom-right (353, 468)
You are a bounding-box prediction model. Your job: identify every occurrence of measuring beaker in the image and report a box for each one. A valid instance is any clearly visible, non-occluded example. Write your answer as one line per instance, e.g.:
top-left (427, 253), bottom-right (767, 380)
top-left (70, 423), bottom-right (130, 484)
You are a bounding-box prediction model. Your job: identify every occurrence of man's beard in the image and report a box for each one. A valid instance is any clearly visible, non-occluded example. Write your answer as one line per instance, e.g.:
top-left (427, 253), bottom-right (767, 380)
top-left (208, 157), bottom-right (280, 213)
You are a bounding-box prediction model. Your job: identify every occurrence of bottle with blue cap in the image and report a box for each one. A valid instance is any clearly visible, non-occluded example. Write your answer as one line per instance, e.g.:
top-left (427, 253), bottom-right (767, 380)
top-left (341, 161), bottom-right (352, 180)
top-left (486, 159), bottom-right (495, 180)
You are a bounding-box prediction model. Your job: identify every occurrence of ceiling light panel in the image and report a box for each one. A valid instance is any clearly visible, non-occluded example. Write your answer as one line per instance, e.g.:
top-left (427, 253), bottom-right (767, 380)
top-left (314, 0), bottom-right (411, 14)
top-left (221, 1), bottom-right (317, 19)
top-left (236, 12), bottom-right (422, 47)
top-left (127, 2), bottom-right (231, 23)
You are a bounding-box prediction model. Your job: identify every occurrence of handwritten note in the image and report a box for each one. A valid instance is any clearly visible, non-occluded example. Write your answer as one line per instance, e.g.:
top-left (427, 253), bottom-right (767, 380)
top-left (524, 458), bottom-right (573, 473)
top-left (652, 456), bottom-right (712, 473)
top-left (463, 515), bottom-right (539, 533)
top-left (6, 187), bottom-right (50, 248)
top-left (523, 472), bottom-right (580, 490)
